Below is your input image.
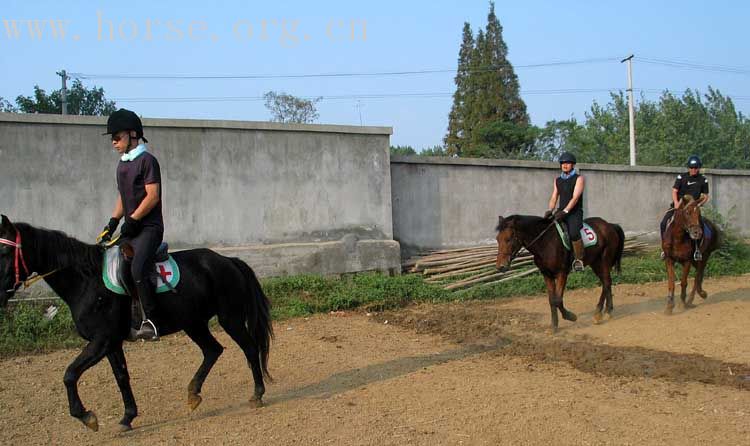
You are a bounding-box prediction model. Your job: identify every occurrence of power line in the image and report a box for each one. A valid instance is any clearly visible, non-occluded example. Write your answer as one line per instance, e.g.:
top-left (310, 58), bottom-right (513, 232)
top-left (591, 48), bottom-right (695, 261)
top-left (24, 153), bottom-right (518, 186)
top-left (637, 57), bottom-right (750, 76)
top-left (70, 57), bottom-right (620, 80)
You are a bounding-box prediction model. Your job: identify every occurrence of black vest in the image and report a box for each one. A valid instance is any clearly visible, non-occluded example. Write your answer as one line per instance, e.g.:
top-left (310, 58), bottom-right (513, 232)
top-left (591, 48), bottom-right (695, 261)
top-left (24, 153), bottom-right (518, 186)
top-left (556, 173), bottom-right (583, 214)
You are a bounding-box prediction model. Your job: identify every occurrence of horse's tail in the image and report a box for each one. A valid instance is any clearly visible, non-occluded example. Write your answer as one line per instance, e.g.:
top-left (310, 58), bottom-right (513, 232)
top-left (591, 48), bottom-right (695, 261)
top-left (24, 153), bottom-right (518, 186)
top-left (612, 223), bottom-right (625, 274)
top-left (230, 257), bottom-right (274, 382)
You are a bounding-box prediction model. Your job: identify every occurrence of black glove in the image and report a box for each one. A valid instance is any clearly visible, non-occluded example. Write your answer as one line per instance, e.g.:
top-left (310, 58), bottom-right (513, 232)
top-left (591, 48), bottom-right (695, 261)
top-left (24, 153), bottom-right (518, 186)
top-left (99, 217), bottom-right (120, 243)
top-left (543, 210), bottom-right (554, 220)
top-left (554, 210), bottom-right (567, 221)
top-left (120, 216), bottom-right (142, 238)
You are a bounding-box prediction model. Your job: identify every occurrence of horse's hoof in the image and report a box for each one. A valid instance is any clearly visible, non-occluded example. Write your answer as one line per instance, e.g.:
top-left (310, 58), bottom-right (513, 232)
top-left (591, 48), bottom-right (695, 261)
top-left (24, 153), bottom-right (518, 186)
top-left (592, 312), bottom-right (602, 325)
top-left (117, 423), bottom-right (132, 432)
top-left (188, 393), bottom-right (202, 411)
top-left (563, 312), bottom-right (577, 322)
top-left (603, 312), bottom-right (612, 321)
top-left (698, 290), bottom-right (708, 299)
top-left (80, 411), bottom-right (99, 432)
top-left (684, 302), bottom-right (696, 309)
top-left (249, 396), bottom-right (264, 408)
top-left (664, 305), bottom-right (673, 315)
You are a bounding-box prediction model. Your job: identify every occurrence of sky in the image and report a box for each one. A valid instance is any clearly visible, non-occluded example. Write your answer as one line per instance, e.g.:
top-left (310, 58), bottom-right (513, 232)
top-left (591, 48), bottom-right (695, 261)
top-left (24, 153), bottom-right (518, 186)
top-left (2, 1), bottom-right (749, 150)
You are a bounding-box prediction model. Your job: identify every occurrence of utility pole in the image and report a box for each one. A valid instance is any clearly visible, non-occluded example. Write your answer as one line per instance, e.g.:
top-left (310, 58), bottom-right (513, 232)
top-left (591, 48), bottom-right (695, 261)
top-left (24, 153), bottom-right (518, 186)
top-left (56, 69), bottom-right (68, 115)
top-left (621, 55), bottom-right (636, 166)
top-left (355, 100), bottom-right (363, 126)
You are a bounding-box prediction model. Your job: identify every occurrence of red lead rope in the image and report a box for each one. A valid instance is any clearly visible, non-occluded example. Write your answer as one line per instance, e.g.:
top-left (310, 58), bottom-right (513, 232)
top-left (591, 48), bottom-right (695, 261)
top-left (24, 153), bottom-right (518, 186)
top-left (0, 229), bottom-right (31, 290)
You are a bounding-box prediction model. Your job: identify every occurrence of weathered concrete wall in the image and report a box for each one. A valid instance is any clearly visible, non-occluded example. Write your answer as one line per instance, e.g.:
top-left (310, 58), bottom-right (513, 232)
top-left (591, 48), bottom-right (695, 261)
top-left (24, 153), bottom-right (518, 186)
top-left (391, 156), bottom-right (750, 254)
top-left (0, 113), bottom-right (399, 278)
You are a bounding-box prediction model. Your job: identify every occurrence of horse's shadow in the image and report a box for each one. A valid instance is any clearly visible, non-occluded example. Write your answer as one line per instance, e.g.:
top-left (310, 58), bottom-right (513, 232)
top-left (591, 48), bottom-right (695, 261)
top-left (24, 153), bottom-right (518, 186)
top-left (118, 340), bottom-right (508, 436)
top-left (575, 283), bottom-right (750, 323)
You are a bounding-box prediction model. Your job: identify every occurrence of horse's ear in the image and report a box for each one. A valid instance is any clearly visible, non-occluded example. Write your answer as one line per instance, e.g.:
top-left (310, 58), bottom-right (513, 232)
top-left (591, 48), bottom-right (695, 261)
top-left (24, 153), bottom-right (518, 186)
top-left (1, 215), bottom-right (11, 229)
top-left (496, 216), bottom-right (504, 232)
top-left (682, 195), bottom-right (694, 205)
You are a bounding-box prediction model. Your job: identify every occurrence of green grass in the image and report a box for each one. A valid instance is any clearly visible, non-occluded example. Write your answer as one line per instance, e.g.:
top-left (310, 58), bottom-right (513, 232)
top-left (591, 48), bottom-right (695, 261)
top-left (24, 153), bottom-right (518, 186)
top-left (2, 247), bottom-right (749, 357)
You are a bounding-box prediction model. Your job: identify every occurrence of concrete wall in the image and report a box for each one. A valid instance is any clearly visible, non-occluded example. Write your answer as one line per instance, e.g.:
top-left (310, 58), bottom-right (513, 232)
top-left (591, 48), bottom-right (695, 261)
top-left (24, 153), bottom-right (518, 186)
top-left (0, 113), bottom-right (399, 278)
top-left (391, 156), bottom-right (750, 254)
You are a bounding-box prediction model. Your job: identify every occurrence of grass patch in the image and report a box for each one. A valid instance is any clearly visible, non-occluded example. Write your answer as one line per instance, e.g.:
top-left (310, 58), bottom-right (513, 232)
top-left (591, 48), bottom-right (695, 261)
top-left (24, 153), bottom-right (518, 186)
top-left (2, 248), bottom-right (749, 357)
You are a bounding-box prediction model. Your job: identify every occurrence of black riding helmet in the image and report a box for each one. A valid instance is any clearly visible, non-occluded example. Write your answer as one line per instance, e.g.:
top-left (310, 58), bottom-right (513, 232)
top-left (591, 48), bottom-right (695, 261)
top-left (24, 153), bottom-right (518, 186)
top-left (104, 109), bottom-right (147, 143)
top-left (559, 152), bottom-right (577, 164)
top-left (687, 155), bottom-right (702, 168)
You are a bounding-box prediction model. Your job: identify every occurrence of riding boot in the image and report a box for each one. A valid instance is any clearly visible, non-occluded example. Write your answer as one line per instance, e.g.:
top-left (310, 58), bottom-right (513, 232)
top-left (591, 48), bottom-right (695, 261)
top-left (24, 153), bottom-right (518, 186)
top-left (132, 279), bottom-right (159, 341)
top-left (572, 239), bottom-right (585, 272)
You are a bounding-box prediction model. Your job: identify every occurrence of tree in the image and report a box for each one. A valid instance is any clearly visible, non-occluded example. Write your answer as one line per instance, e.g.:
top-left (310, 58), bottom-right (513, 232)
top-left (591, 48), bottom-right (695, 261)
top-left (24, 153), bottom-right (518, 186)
top-left (444, 22), bottom-right (475, 156)
top-left (444, 2), bottom-right (531, 159)
top-left (15, 80), bottom-right (116, 115)
top-left (390, 145), bottom-right (417, 156)
top-left (263, 91), bottom-right (321, 124)
top-left (0, 97), bottom-right (17, 112)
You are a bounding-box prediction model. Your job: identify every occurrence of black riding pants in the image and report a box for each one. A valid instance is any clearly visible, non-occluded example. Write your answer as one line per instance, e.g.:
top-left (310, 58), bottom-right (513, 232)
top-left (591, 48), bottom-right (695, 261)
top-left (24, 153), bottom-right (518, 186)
top-left (125, 226), bottom-right (163, 320)
top-left (563, 210), bottom-right (584, 242)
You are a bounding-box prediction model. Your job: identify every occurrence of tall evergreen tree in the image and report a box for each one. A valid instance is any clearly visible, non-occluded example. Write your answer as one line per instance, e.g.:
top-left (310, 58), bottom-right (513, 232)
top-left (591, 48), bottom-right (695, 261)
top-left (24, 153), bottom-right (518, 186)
top-left (444, 22), bottom-right (475, 156)
top-left (444, 2), bottom-right (531, 158)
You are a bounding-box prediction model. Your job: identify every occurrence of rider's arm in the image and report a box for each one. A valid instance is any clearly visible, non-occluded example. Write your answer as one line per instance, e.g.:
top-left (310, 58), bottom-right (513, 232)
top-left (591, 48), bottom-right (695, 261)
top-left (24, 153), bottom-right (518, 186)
top-left (111, 195), bottom-right (124, 220)
top-left (564, 176), bottom-right (585, 212)
top-left (672, 188), bottom-right (680, 208)
top-left (547, 179), bottom-right (559, 211)
top-left (130, 183), bottom-right (160, 221)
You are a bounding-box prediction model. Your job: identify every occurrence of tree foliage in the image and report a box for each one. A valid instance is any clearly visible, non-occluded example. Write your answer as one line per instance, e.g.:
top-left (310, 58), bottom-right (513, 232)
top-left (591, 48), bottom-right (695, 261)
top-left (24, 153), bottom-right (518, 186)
top-left (444, 2), bottom-right (530, 158)
top-left (535, 88), bottom-right (750, 169)
top-left (263, 91), bottom-right (321, 124)
top-left (0, 97), bottom-right (17, 113)
top-left (14, 80), bottom-right (116, 115)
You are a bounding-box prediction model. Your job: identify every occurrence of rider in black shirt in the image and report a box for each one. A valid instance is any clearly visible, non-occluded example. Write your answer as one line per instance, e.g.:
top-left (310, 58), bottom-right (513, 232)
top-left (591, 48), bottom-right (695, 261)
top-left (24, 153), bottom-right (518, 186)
top-left (100, 109), bottom-right (164, 341)
top-left (660, 155), bottom-right (710, 258)
top-left (544, 152), bottom-right (586, 272)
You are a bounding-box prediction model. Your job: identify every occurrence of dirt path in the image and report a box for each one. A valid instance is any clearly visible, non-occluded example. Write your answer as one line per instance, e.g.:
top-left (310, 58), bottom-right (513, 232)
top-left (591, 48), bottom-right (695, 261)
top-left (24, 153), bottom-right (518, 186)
top-left (1, 275), bottom-right (748, 445)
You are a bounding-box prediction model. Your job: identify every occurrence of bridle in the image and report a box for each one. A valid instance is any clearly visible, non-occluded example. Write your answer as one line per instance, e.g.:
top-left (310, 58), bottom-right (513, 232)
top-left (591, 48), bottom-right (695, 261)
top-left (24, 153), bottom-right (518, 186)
top-left (0, 225), bottom-right (57, 292)
top-left (0, 229), bottom-right (31, 292)
top-left (498, 220), bottom-right (557, 262)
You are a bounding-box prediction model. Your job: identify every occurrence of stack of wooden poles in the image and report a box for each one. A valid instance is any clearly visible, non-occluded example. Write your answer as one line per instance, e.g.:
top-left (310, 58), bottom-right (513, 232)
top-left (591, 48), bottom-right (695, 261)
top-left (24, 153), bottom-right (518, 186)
top-left (403, 234), bottom-right (652, 291)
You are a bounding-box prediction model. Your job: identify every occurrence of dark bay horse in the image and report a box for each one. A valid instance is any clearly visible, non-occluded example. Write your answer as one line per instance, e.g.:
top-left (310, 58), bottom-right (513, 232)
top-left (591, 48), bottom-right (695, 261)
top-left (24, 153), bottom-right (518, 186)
top-left (661, 195), bottom-right (720, 314)
top-left (0, 215), bottom-right (273, 432)
top-left (495, 215), bottom-right (625, 332)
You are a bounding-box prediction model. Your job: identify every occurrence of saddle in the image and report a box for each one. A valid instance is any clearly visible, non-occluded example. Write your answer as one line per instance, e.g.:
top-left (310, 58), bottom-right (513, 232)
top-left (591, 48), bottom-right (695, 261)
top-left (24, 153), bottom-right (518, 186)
top-left (102, 242), bottom-right (180, 297)
top-left (555, 222), bottom-right (598, 250)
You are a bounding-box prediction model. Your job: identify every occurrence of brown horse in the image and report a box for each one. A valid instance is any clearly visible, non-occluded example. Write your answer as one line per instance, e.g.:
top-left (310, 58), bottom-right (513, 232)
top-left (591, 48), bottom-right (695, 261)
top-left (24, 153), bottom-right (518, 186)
top-left (661, 195), bottom-right (720, 314)
top-left (495, 215), bottom-right (625, 332)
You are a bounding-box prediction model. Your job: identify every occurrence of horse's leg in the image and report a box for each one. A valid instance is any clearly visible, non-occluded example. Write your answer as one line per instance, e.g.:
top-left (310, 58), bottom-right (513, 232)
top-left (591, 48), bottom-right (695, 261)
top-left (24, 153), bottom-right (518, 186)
top-left (106, 345), bottom-right (138, 431)
top-left (555, 273), bottom-right (578, 323)
top-left (689, 259), bottom-right (709, 304)
top-left (589, 261), bottom-right (613, 323)
top-left (664, 258), bottom-right (676, 315)
top-left (218, 316), bottom-right (267, 406)
top-left (183, 324), bottom-right (224, 411)
top-left (679, 261), bottom-right (693, 309)
top-left (543, 275), bottom-right (559, 333)
top-left (63, 339), bottom-right (110, 431)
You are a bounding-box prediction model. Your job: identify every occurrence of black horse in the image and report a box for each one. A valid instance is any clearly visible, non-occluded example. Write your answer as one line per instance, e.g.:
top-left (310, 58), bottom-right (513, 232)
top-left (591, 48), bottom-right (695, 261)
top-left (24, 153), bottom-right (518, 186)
top-left (496, 215), bottom-right (625, 332)
top-left (0, 215), bottom-right (273, 432)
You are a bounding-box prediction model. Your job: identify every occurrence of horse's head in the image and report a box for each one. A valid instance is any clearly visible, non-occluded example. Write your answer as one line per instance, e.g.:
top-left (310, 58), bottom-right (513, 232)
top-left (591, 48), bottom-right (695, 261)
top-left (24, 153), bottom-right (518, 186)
top-left (676, 195), bottom-right (703, 240)
top-left (495, 216), bottom-right (521, 272)
top-left (0, 215), bottom-right (20, 306)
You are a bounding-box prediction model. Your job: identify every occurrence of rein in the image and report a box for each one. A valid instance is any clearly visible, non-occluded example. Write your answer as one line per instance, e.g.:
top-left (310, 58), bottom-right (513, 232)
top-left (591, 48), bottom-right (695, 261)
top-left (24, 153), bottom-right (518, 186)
top-left (0, 227), bottom-right (58, 291)
top-left (500, 220), bottom-right (557, 260)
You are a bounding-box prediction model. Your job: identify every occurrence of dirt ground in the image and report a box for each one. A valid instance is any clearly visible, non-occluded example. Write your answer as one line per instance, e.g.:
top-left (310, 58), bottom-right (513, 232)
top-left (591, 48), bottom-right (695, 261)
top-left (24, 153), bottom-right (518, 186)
top-left (1, 275), bottom-right (749, 446)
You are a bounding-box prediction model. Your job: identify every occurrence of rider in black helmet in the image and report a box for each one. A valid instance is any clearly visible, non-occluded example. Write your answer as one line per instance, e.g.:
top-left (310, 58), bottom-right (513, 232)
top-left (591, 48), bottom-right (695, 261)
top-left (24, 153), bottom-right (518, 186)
top-left (100, 109), bottom-right (164, 341)
top-left (544, 152), bottom-right (586, 272)
top-left (659, 154), bottom-right (710, 259)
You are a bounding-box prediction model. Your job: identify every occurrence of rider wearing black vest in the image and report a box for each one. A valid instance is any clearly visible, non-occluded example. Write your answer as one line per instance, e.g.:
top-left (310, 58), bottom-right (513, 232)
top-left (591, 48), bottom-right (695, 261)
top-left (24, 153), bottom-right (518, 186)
top-left (100, 109), bottom-right (163, 341)
top-left (544, 152), bottom-right (586, 272)
top-left (659, 154), bottom-right (710, 258)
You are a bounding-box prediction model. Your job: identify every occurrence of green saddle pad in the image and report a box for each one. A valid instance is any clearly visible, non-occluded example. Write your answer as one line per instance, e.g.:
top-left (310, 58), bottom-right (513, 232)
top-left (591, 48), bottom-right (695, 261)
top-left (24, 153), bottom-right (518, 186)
top-left (555, 222), bottom-right (598, 250)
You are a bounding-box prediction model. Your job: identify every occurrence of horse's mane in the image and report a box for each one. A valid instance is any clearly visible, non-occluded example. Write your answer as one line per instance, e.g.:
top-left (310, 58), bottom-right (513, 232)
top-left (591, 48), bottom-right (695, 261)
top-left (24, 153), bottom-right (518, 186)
top-left (496, 214), bottom-right (546, 232)
top-left (16, 223), bottom-right (102, 276)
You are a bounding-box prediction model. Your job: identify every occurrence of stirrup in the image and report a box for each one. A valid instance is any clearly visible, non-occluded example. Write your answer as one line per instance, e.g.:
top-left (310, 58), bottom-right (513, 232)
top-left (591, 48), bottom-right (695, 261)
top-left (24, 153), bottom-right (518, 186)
top-left (572, 259), bottom-right (584, 272)
top-left (693, 250), bottom-right (702, 261)
top-left (133, 319), bottom-right (159, 341)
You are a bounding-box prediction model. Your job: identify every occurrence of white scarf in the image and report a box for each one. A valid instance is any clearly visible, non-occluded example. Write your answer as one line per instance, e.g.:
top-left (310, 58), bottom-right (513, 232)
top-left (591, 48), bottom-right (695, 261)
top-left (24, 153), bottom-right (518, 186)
top-left (121, 143), bottom-right (147, 162)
